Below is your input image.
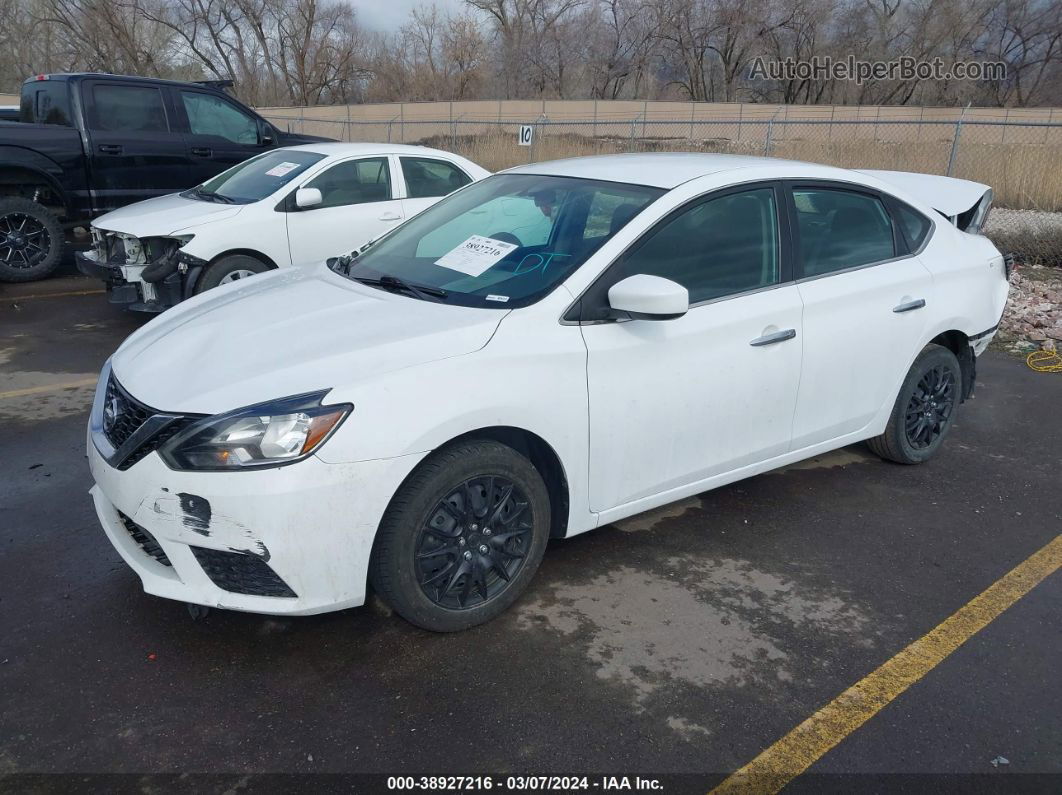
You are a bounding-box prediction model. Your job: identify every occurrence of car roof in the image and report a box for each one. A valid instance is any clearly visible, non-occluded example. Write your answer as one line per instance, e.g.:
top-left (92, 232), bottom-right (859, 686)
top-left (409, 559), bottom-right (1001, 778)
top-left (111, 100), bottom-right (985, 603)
top-left (280, 142), bottom-right (470, 159)
top-left (505, 152), bottom-right (843, 189)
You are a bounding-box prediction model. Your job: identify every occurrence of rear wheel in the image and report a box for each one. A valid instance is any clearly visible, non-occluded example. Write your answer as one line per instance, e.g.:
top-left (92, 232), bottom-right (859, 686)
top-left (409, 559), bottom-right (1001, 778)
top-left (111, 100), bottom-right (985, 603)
top-left (867, 344), bottom-right (961, 464)
top-left (0, 197), bottom-right (64, 283)
top-left (370, 440), bottom-right (551, 632)
top-left (195, 254), bottom-right (270, 293)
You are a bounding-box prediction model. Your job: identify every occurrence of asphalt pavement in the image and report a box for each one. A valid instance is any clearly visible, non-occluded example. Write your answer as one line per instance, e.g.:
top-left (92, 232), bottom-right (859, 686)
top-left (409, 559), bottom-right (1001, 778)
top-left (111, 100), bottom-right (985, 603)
top-left (1, 281), bottom-right (1059, 790)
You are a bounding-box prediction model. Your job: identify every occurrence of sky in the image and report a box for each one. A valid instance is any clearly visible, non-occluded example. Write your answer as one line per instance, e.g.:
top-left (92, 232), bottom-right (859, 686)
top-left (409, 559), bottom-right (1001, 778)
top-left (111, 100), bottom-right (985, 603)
top-left (354, 0), bottom-right (471, 32)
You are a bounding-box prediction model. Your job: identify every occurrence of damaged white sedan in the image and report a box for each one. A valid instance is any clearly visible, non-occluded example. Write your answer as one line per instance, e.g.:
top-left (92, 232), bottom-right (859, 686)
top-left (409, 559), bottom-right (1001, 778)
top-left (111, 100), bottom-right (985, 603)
top-left (87, 153), bottom-right (1009, 631)
top-left (76, 143), bottom-right (488, 312)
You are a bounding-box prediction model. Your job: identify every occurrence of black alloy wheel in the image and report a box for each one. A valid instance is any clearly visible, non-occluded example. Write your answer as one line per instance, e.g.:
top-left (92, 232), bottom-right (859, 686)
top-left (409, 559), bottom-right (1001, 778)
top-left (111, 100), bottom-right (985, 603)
top-left (0, 197), bottom-right (64, 282)
top-left (867, 343), bottom-right (963, 465)
top-left (903, 363), bottom-right (956, 449)
top-left (0, 212), bottom-right (49, 269)
top-left (415, 475), bottom-right (532, 609)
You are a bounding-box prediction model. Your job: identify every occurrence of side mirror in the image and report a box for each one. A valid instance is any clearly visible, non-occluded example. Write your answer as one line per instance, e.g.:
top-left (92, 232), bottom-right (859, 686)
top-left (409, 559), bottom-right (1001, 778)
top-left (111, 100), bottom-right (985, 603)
top-left (295, 187), bottom-right (323, 209)
top-left (607, 274), bottom-right (689, 320)
top-left (259, 121), bottom-right (275, 147)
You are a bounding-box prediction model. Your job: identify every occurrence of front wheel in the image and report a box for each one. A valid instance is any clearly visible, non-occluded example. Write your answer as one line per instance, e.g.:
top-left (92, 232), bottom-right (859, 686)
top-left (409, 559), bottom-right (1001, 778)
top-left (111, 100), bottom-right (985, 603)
top-left (370, 440), bottom-right (551, 632)
top-left (867, 344), bottom-right (962, 464)
top-left (195, 254), bottom-right (271, 294)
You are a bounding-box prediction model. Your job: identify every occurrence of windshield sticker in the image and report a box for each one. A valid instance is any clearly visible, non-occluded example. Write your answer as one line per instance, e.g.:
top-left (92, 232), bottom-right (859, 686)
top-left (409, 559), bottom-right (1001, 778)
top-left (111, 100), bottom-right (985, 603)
top-left (265, 162), bottom-right (300, 178)
top-left (435, 235), bottom-right (518, 277)
top-left (486, 294), bottom-right (510, 303)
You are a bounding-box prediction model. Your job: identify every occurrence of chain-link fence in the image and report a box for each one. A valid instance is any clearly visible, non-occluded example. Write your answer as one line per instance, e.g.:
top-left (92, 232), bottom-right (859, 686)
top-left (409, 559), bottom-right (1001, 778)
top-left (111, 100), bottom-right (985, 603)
top-left (263, 112), bottom-right (1062, 265)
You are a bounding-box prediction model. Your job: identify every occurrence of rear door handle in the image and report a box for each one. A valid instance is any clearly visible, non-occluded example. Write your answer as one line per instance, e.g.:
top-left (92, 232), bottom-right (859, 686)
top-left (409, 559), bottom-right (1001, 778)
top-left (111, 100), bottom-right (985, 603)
top-left (190, 147), bottom-right (212, 157)
top-left (98, 144), bottom-right (122, 154)
top-left (750, 328), bottom-right (797, 347)
top-left (379, 212), bottom-right (402, 221)
top-left (893, 298), bottom-right (926, 313)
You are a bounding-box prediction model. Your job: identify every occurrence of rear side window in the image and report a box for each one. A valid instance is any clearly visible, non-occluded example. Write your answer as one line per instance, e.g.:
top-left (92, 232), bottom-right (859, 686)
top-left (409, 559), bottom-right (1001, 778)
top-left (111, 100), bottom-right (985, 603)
top-left (305, 157), bottom-right (392, 207)
top-left (400, 157), bottom-right (472, 198)
top-left (793, 188), bottom-right (895, 277)
top-left (895, 204), bottom-right (932, 250)
top-left (21, 82), bottom-right (72, 125)
top-left (612, 186), bottom-right (780, 304)
top-left (90, 85), bottom-right (169, 133)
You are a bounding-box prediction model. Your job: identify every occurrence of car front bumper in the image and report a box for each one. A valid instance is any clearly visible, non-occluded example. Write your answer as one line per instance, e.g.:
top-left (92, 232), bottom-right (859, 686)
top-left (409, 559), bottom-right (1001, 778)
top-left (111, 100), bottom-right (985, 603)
top-left (87, 425), bottom-right (425, 616)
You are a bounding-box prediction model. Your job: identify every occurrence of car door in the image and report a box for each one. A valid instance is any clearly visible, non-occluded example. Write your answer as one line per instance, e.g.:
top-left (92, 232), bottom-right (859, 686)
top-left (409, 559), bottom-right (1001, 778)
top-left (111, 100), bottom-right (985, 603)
top-left (175, 89), bottom-right (269, 185)
top-left (788, 182), bottom-right (935, 450)
top-left (578, 183), bottom-right (803, 513)
top-left (81, 80), bottom-right (191, 211)
top-left (397, 155), bottom-right (474, 218)
top-left (285, 156), bottom-right (404, 264)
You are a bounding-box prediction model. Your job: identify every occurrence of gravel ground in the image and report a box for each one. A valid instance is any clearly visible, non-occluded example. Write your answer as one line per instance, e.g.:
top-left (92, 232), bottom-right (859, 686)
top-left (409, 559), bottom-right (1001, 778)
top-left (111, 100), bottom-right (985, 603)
top-left (997, 264), bottom-right (1062, 352)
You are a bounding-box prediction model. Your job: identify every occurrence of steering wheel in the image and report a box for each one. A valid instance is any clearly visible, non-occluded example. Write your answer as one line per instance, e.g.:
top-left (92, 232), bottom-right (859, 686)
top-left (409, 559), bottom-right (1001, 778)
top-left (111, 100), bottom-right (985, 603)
top-left (487, 232), bottom-right (523, 247)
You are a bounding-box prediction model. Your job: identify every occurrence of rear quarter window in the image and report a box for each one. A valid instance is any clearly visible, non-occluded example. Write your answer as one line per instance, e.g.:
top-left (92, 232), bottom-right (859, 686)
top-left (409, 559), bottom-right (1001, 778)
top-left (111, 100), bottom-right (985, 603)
top-left (895, 204), bottom-right (932, 250)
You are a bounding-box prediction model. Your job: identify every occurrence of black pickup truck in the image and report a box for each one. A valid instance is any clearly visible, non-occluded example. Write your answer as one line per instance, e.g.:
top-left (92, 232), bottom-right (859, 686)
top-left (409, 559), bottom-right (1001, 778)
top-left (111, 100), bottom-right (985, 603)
top-left (0, 73), bottom-right (330, 282)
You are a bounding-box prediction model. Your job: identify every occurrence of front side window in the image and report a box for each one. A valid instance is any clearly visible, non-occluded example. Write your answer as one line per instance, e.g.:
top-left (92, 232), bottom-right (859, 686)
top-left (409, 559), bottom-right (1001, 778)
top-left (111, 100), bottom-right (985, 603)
top-left (793, 188), bottom-right (895, 277)
top-left (181, 91), bottom-right (258, 144)
top-left (341, 174), bottom-right (662, 308)
top-left (190, 150), bottom-right (325, 204)
top-left (605, 187), bottom-right (780, 306)
top-left (400, 157), bottom-right (472, 198)
top-left (304, 158), bottom-right (392, 208)
top-left (90, 85), bottom-right (168, 132)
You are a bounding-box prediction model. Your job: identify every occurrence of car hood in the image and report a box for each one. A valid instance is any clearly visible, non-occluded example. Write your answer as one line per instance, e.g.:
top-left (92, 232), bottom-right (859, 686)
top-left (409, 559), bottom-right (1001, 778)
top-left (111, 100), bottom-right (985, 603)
top-left (111, 265), bottom-right (505, 414)
top-left (92, 193), bottom-right (244, 238)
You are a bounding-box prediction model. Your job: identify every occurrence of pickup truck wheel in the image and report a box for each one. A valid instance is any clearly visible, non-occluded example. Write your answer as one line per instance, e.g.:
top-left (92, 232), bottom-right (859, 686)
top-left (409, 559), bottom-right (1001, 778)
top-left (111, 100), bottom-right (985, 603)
top-left (370, 440), bottom-right (551, 632)
top-left (196, 254), bottom-right (270, 293)
top-left (0, 198), bottom-right (64, 283)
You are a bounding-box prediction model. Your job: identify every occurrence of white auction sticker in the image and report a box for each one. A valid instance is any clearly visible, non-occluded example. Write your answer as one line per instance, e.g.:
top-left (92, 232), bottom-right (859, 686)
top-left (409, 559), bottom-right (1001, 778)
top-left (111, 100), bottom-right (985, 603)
top-left (486, 294), bottom-right (510, 302)
top-left (435, 235), bottom-right (517, 277)
top-left (265, 161), bottom-right (300, 177)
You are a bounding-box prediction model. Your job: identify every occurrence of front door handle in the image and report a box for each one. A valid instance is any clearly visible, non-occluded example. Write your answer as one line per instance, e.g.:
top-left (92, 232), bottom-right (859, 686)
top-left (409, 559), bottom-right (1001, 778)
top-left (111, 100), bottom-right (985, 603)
top-left (190, 147), bottom-right (212, 157)
top-left (98, 144), bottom-right (122, 154)
top-left (893, 298), bottom-right (926, 313)
top-left (379, 212), bottom-right (402, 221)
top-left (750, 328), bottom-right (797, 347)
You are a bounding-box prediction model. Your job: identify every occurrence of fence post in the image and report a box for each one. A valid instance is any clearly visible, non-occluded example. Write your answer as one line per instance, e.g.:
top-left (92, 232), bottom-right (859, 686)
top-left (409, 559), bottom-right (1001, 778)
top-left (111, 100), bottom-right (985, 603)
top-left (593, 99), bottom-right (598, 138)
top-left (946, 103), bottom-right (969, 177)
top-left (764, 119), bottom-right (773, 156)
top-left (629, 115), bottom-right (639, 152)
top-left (690, 102), bottom-right (695, 141)
top-left (642, 100), bottom-right (648, 138)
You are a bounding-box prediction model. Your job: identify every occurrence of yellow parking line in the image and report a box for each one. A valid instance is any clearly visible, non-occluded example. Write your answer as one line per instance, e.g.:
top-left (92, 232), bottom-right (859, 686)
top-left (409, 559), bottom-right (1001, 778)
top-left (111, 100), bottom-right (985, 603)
top-left (6, 289), bottom-right (105, 300)
top-left (0, 378), bottom-right (98, 399)
top-left (711, 533), bottom-right (1062, 794)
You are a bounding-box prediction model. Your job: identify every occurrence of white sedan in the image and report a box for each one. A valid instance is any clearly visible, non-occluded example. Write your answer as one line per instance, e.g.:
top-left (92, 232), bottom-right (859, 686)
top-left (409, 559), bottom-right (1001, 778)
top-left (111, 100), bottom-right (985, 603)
top-left (76, 143), bottom-right (489, 311)
top-left (86, 153), bottom-right (1009, 631)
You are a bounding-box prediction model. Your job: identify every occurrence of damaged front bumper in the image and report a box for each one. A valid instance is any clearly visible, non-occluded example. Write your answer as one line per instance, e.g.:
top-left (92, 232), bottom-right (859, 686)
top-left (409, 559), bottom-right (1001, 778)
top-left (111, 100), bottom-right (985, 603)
top-left (85, 366), bottom-right (424, 615)
top-left (77, 229), bottom-right (199, 313)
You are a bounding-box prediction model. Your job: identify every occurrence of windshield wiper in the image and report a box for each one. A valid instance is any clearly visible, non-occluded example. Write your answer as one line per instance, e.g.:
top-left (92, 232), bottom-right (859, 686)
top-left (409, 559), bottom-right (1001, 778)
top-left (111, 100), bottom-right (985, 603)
top-left (190, 187), bottom-right (235, 204)
top-left (352, 275), bottom-right (448, 301)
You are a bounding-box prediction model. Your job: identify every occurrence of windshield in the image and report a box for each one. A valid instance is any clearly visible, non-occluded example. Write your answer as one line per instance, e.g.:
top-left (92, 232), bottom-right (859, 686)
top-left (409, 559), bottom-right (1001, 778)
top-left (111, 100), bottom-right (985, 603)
top-left (186, 150), bottom-right (325, 204)
top-left (341, 174), bottom-right (662, 308)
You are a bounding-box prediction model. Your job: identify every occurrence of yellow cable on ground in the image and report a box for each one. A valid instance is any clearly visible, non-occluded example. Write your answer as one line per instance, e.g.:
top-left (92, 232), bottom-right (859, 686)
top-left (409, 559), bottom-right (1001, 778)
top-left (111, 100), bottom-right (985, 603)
top-left (1026, 350), bottom-right (1062, 372)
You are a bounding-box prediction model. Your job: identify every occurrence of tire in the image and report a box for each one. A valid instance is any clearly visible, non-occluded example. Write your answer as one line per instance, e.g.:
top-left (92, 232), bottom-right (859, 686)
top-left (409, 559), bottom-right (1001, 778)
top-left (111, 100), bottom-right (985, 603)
top-left (867, 344), bottom-right (962, 465)
top-left (370, 439), bottom-right (552, 632)
top-left (195, 254), bottom-right (270, 294)
top-left (0, 197), bottom-right (64, 283)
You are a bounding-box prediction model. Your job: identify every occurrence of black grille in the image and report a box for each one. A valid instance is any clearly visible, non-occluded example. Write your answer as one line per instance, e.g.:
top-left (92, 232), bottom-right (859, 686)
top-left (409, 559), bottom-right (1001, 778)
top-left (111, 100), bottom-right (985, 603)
top-left (119, 417), bottom-right (194, 470)
top-left (103, 374), bottom-right (152, 450)
top-left (190, 547), bottom-right (297, 598)
top-left (103, 374), bottom-right (196, 470)
top-left (118, 512), bottom-right (172, 567)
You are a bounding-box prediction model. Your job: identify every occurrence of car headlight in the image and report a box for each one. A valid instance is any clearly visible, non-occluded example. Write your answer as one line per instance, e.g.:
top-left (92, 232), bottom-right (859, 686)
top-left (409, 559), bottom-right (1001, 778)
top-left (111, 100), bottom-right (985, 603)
top-left (160, 391), bottom-right (351, 471)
